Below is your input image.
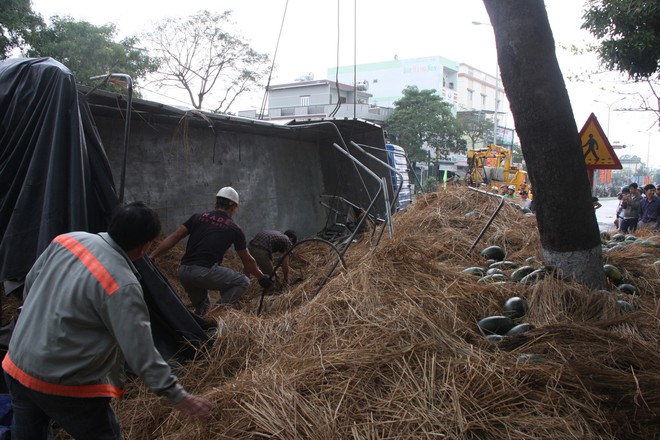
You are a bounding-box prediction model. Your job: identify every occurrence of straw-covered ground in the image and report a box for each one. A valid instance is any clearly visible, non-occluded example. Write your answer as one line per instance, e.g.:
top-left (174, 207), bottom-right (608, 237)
top-left (35, 188), bottom-right (660, 439)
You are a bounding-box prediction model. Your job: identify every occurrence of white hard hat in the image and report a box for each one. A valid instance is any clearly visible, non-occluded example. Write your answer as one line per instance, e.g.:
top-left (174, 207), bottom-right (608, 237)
top-left (508, 185), bottom-right (516, 190)
top-left (216, 186), bottom-right (239, 205)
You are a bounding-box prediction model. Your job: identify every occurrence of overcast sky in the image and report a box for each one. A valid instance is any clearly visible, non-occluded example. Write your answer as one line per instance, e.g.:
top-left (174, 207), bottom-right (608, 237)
top-left (30, 0), bottom-right (659, 168)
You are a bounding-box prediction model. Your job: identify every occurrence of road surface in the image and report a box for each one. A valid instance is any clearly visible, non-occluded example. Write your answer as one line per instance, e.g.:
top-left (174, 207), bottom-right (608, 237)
top-left (595, 197), bottom-right (619, 233)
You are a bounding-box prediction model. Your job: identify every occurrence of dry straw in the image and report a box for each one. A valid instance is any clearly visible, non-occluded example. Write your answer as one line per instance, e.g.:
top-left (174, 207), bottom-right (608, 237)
top-left (53, 188), bottom-right (659, 439)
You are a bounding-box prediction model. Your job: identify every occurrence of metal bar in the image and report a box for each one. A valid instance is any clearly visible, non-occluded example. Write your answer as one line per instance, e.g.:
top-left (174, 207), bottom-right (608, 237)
top-left (465, 187), bottom-right (506, 256)
top-left (310, 183), bottom-right (383, 300)
top-left (309, 143), bottom-right (388, 299)
top-left (349, 141), bottom-right (402, 215)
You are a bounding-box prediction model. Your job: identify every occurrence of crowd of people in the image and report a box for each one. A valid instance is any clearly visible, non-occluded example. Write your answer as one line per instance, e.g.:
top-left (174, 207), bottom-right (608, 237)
top-left (480, 180), bottom-right (660, 233)
top-left (486, 182), bottom-right (533, 210)
top-left (615, 182), bottom-right (660, 233)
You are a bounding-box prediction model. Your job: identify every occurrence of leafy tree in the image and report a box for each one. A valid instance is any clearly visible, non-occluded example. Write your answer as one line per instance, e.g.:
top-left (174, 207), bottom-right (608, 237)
top-left (0, 0), bottom-right (44, 58)
top-left (510, 142), bottom-right (525, 166)
top-left (483, 0), bottom-right (606, 288)
top-left (142, 10), bottom-right (270, 113)
top-left (580, 0), bottom-right (660, 126)
top-left (581, 0), bottom-right (660, 80)
top-left (457, 110), bottom-right (493, 150)
top-left (386, 86), bottom-right (466, 162)
top-left (26, 16), bottom-right (159, 91)
top-left (423, 176), bottom-right (439, 193)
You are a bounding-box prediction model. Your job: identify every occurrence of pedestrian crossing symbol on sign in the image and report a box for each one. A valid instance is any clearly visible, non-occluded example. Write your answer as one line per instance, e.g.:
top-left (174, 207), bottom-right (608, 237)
top-left (579, 113), bottom-right (622, 170)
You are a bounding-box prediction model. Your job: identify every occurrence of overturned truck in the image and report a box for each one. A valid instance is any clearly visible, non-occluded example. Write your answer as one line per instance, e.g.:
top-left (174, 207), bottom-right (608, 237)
top-left (0, 57), bottom-right (412, 359)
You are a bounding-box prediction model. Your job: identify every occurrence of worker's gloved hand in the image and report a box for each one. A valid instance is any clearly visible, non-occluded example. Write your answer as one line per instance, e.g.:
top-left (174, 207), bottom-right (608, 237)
top-left (258, 276), bottom-right (273, 289)
top-left (174, 394), bottom-right (213, 421)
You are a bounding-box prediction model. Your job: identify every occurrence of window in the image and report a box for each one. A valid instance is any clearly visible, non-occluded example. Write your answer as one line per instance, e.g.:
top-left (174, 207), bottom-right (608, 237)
top-left (481, 94), bottom-right (487, 106)
top-left (467, 89), bottom-right (474, 101)
top-left (300, 95), bottom-right (310, 106)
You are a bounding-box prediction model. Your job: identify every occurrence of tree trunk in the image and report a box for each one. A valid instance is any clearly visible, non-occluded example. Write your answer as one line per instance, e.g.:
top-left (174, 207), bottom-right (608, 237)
top-left (482, 0), bottom-right (606, 289)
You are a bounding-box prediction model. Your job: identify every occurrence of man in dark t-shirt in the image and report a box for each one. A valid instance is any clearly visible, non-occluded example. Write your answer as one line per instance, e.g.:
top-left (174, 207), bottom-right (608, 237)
top-left (150, 187), bottom-right (272, 315)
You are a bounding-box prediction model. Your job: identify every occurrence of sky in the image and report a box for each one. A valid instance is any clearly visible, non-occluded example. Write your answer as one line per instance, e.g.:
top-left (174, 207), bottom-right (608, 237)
top-left (29, 0), bottom-right (659, 168)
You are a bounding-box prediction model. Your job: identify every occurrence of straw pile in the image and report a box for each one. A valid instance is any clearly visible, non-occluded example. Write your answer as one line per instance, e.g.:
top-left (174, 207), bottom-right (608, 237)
top-left (77, 188), bottom-right (660, 438)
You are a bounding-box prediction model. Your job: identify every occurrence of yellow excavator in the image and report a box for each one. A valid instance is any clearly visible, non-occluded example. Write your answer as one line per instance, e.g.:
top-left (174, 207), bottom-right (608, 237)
top-left (465, 144), bottom-right (528, 191)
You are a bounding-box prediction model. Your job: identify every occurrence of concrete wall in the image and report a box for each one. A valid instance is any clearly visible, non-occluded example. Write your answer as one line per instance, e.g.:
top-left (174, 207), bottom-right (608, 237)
top-left (89, 105), bottom-right (391, 241)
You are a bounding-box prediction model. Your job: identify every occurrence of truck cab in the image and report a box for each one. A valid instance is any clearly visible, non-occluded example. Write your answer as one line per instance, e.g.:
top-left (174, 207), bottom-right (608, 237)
top-left (386, 144), bottom-right (413, 210)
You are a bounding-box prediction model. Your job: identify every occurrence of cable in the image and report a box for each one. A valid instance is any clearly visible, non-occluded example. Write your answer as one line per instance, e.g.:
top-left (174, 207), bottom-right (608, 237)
top-left (353, 0), bottom-right (357, 119)
top-left (258, 0), bottom-right (290, 120)
top-left (329, 0), bottom-right (342, 118)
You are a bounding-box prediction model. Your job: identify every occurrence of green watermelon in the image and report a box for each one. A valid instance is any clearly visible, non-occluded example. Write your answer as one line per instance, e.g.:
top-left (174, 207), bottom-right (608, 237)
top-left (617, 283), bottom-right (637, 295)
top-left (506, 323), bottom-right (532, 335)
top-left (503, 296), bottom-right (528, 320)
top-left (462, 267), bottom-right (486, 277)
top-left (510, 265), bottom-right (535, 282)
top-left (477, 316), bottom-right (515, 335)
top-left (603, 264), bottom-right (623, 285)
top-left (480, 245), bottom-right (506, 262)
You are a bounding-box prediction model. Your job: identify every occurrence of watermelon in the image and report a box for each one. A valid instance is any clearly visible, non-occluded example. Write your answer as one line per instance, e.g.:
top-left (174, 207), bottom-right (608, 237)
top-left (477, 316), bottom-right (515, 335)
top-left (603, 264), bottom-right (623, 285)
top-left (477, 274), bottom-right (508, 284)
top-left (506, 323), bottom-right (532, 335)
top-left (510, 265), bottom-right (535, 282)
top-left (617, 283), bottom-right (638, 295)
top-left (486, 267), bottom-right (506, 276)
top-left (502, 296), bottom-right (528, 320)
top-left (485, 334), bottom-right (503, 343)
top-left (480, 245), bottom-right (506, 262)
top-left (462, 267), bottom-right (486, 277)
top-left (617, 300), bottom-right (635, 312)
top-left (520, 268), bottom-right (547, 284)
top-left (489, 260), bottom-right (519, 270)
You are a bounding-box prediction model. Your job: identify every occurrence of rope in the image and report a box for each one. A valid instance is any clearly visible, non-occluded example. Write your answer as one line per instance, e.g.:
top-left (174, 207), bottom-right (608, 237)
top-left (258, 0), bottom-right (289, 120)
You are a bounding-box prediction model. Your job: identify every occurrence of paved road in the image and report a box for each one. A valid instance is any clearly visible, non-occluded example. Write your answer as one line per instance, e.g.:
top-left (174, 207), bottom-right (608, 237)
top-left (595, 197), bottom-right (619, 233)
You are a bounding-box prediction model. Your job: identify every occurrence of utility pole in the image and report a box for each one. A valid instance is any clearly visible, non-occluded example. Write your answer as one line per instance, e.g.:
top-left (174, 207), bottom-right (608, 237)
top-left (472, 21), bottom-right (499, 145)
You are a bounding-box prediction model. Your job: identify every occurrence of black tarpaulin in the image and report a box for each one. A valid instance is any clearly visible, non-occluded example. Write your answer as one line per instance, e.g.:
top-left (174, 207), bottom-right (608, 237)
top-left (0, 57), bottom-right (210, 360)
top-left (0, 57), bottom-right (115, 285)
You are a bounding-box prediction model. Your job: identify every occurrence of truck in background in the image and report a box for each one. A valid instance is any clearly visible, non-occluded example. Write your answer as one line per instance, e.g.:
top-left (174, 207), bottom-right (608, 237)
top-left (386, 144), bottom-right (413, 210)
top-left (466, 144), bottom-right (528, 191)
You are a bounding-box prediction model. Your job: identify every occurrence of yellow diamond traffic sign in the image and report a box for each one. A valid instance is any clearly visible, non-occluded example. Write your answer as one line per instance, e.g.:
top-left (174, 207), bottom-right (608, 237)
top-left (579, 113), bottom-right (622, 169)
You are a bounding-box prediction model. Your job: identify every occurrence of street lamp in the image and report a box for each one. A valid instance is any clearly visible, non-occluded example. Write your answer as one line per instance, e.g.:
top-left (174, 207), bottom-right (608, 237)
top-left (593, 97), bottom-right (625, 138)
top-left (472, 20), bottom-right (499, 145)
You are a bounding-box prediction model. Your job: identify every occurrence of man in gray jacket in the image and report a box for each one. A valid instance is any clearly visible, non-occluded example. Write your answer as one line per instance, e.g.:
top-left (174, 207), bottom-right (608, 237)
top-left (618, 182), bottom-right (642, 233)
top-left (3, 202), bottom-right (212, 439)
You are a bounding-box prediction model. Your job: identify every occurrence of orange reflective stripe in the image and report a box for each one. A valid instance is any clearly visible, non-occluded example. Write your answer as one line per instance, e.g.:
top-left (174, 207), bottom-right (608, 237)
top-left (53, 234), bottom-right (120, 295)
top-left (2, 354), bottom-right (124, 398)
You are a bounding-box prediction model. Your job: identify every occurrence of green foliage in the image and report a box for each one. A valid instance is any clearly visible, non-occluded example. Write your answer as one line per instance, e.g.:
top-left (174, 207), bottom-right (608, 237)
top-left (386, 86), bottom-right (466, 161)
top-left (0, 0), bottom-right (44, 58)
top-left (423, 176), bottom-right (439, 193)
top-left (457, 111), bottom-right (493, 150)
top-left (143, 10), bottom-right (270, 112)
top-left (26, 16), bottom-right (159, 91)
top-left (511, 142), bottom-right (525, 165)
top-left (582, 0), bottom-right (660, 79)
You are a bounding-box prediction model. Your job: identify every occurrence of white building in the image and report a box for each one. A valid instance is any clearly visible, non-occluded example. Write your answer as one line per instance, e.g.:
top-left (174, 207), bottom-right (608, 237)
top-left (238, 79), bottom-right (393, 124)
